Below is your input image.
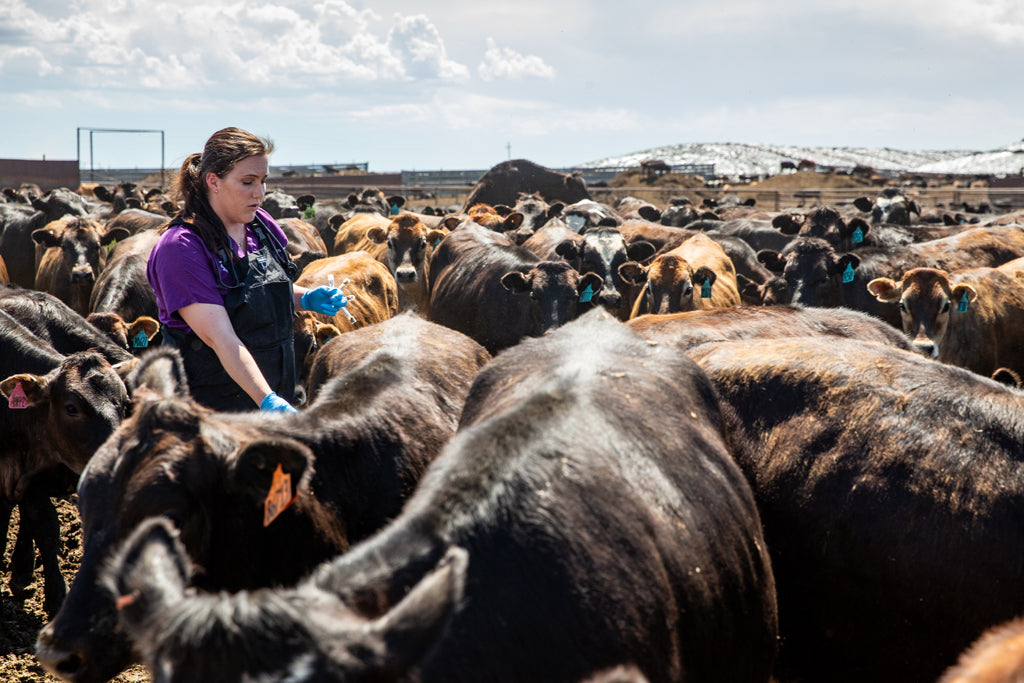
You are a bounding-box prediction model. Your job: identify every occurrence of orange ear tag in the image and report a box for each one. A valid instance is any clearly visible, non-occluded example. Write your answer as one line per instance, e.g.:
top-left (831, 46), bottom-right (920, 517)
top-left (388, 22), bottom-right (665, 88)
top-left (8, 382), bottom-right (28, 409)
top-left (263, 463), bottom-right (298, 527)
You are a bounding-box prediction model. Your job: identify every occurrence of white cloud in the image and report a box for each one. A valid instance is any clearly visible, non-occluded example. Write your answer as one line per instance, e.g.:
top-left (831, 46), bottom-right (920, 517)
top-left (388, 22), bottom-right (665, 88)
top-left (477, 37), bottom-right (555, 81)
top-left (386, 13), bottom-right (470, 81)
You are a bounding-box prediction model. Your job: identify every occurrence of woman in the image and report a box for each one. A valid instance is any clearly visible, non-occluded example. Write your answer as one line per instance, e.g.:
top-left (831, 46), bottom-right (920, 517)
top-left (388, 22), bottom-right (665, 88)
top-left (147, 127), bottom-right (345, 412)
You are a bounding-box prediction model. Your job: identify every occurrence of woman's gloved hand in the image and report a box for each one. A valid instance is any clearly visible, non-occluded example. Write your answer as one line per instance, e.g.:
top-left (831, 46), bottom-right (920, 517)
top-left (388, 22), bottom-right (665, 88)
top-left (260, 392), bottom-right (298, 413)
top-left (301, 286), bottom-right (349, 316)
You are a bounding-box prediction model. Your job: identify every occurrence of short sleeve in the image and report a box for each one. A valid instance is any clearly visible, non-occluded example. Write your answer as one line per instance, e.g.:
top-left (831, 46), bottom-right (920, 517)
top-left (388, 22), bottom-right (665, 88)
top-left (147, 225), bottom-right (227, 332)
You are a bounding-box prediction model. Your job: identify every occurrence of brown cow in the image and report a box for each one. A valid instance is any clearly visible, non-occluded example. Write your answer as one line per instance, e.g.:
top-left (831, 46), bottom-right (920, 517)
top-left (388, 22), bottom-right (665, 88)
top-left (33, 216), bottom-right (129, 316)
top-left (332, 212), bottom-right (436, 313)
top-left (866, 259), bottom-right (1024, 378)
top-left (619, 232), bottom-right (740, 317)
top-left (292, 310), bottom-right (342, 404)
top-left (295, 251), bottom-right (399, 333)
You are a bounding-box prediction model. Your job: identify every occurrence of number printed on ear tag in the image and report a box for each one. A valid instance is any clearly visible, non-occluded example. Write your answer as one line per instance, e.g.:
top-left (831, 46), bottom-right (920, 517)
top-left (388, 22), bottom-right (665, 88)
top-left (842, 263), bottom-right (855, 284)
top-left (132, 331), bottom-right (149, 348)
top-left (701, 281), bottom-right (712, 298)
top-left (852, 226), bottom-right (864, 244)
top-left (8, 382), bottom-right (27, 409)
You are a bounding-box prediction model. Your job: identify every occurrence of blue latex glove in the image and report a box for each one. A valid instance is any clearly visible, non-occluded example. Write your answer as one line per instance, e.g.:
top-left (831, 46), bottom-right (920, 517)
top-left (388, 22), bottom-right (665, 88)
top-left (260, 392), bottom-right (297, 413)
top-left (301, 286), bottom-right (348, 316)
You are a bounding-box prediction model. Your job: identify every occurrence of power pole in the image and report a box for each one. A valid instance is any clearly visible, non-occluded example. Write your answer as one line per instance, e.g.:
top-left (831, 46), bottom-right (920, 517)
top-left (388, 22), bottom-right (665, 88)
top-left (506, 142), bottom-right (511, 160)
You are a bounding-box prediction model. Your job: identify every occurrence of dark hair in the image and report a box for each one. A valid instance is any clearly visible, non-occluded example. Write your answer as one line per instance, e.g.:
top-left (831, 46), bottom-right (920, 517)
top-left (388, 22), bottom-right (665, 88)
top-left (169, 127), bottom-right (274, 259)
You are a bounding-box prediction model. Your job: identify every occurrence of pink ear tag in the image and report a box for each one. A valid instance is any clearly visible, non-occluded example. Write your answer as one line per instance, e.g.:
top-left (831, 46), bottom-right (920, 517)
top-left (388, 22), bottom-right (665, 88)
top-left (8, 382), bottom-right (28, 409)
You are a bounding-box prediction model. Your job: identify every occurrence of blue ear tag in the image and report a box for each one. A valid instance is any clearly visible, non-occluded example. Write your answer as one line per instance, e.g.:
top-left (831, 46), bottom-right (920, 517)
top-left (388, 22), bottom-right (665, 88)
top-left (701, 281), bottom-right (712, 298)
top-left (852, 226), bottom-right (864, 244)
top-left (132, 330), bottom-right (149, 348)
top-left (842, 263), bottom-right (855, 284)
top-left (433, 237), bottom-right (441, 247)
top-left (390, 203), bottom-right (400, 215)
top-left (580, 284), bottom-right (594, 303)
top-left (957, 292), bottom-right (969, 313)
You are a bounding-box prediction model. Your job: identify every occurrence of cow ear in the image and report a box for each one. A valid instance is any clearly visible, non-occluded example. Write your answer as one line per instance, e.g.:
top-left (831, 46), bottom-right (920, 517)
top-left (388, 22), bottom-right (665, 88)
top-left (772, 214), bottom-right (802, 235)
top-left (700, 210), bottom-right (722, 220)
top-left (129, 316), bottom-right (161, 342)
top-left (315, 322), bottom-right (342, 346)
top-left (830, 253), bottom-right (860, 277)
top-left (501, 213), bottom-right (525, 232)
top-left (441, 216), bottom-right (462, 232)
top-left (547, 202), bottom-right (565, 218)
top-left (367, 227), bottom-right (388, 244)
top-left (757, 250), bottom-right (785, 272)
top-left (329, 213), bottom-right (348, 230)
top-left (626, 240), bottom-right (656, 264)
top-left (102, 227), bottom-right (132, 246)
top-left (370, 546), bottom-right (467, 677)
top-left (951, 284), bottom-right (978, 307)
top-left (492, 204), bottom-right (513, 217)
top-left (579, 272), bottom-right (603, 295)
top-left (100, 517), bottom-right (191, 632)
top-left (386, 195), bottom-right (406, 210)
top-left (228, 437), bottom-right (314, 503)
top-left (425, 229), bottom-right (448, 247)
top-left (693, 266), bottom-right (717, 288)
top-left (0, 373), bottom-right (47, 406)
top-left (866, 278), bottom-right (901, 302)
top-left (853, 197), bottom-right (874, 212)
top-left (297, 194), bottom-right (316, 211)
top-left (94, 186), bottom-right (114, 203)
top-left (31, 227), bottom-right (62, 248)
top-left (500, 271), bottom-right (531, 293)
top-left (555, 239), bottom-right (580, 261)
top-left (618, 261), bottom-right (647, 286)
top-left (637, 205), bottom-right (661, 222)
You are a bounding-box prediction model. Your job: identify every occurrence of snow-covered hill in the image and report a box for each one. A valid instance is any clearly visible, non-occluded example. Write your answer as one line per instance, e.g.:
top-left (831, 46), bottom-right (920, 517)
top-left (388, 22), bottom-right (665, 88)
top-left (578, 141), bottom-right (1024, 178)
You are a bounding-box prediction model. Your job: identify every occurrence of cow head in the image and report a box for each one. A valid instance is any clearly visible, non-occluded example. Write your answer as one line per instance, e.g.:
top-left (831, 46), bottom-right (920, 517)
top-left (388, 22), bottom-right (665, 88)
top-left (619, 254), bottom-right (717, 317)
top-left (500, 261), bottom-right (603, 336)
top-left (86, 312), bottom-right (160, 355)
top-left (0, 350), bottom-right (128, 477)
top-left (261, 189), bottom-right (301, 219)
top-left (555, 228), bottom-right (655, 320)
top-left (99, 517), bottom-right (466, 683)
top-left (513, 192), bottom-right (563, 232)
top-left (367, 213), bottom-right (430, 285)
top-left (853, 188), bottom-right (921, 225)
top-left (866, 268), bottom-right (976, 358)
top-left (33, 217), bottom-right (129, 288)
top-left (756, 238), bottom-right (859, 307)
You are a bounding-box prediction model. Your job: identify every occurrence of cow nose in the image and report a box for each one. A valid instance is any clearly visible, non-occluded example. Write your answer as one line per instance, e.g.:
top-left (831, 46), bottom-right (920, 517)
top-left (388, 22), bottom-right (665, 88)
top-left (71, 267), bottom-right (94, 283)
top-left (913, 339), bottom-right (938, 358)
top-left (395, 266), bottom-right (417, 283)
top-left (598, 292), bottom-right (622, 309)
top-left (35, 634), bottom-right (83, 681)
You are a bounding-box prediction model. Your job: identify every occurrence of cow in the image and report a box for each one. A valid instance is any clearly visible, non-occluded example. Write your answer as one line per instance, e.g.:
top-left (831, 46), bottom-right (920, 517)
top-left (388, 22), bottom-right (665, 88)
top-left (561, 199), bottom-right (622, 232)
top-left (428, 222), bottom-right (602, 354)
top-left (33, 216), bottom-right (130, 316)
top-left (0, 188), bottom-right (91, 288)
top-left (462, 158), bottom-right (591, 211)
top-left (92, 182), bottom-right (146, 216)
top-left (659, 197), bottom-right (720, 228)
top-left (614, 196), bottom-right (662, 223)
top-left (853, 187), bottom-right (921, 225)
top-left (0, 324), bottom-right (129, 616)
top-left (511, 191), bottom-right (563, 232)
top-left (552, 227), bottom-right (655, 320)
top-left (688, 336), bottom-right (1024, 682)
top-left (626, 303), bottom-right (916, 353)
top-left (865, 261), bottom-right (1024, 378)
top-left (464, 202), bottom-right (525, 233)
top-left (36, 314), bottom-right (491, 683)
top-left (100, 207), bottom-right (168, 235)
top-left (295, 251), bottom-right (400, 333)
top-left (96, 308), bottom-right (778, 683)
top-left (331, 212), bottom-right (435, 313)
top-left (261, 188), bottom-right (301, 219)
top-left (937, 616), bottom-right (1024, 683)
top-left (291, 311), bottom-right (342, 404)
top-left (753, 226), bottom-right (1024, 325)
top-left (770, 205), bottom-right (964, 251)
top-left (88, 230), bottom-right (161, 353)
top-left (619, 232), bottom-right (740, 318)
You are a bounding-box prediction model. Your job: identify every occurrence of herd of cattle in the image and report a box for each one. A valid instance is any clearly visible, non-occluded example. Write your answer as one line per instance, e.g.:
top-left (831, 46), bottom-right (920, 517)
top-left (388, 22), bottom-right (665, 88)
top-left (4, 157), bottom-right (1024, 682)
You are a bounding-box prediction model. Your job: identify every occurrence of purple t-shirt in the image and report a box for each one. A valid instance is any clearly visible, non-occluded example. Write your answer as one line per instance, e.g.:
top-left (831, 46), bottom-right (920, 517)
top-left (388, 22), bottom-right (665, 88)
top-left (147, 208), bottom-right (289, 333)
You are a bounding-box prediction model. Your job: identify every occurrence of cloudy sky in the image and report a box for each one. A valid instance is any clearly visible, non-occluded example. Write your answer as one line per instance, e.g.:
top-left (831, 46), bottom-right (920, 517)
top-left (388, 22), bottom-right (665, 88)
top-left (2, 0), bottom-right (1023, 173)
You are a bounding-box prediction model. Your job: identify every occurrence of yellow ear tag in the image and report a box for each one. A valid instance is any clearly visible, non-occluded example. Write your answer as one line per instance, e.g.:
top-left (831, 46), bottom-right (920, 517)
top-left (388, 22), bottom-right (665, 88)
top-left (263, 464), bottom-right (297, 527)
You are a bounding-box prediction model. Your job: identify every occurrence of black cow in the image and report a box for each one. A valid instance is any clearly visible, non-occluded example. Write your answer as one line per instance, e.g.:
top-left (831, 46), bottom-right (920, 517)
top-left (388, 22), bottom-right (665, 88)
top-left (98, 308), bottom-right (778, 683)
top-left (689, 336), bottom-right (1024, 682)
top-left (36, 316), bottom-right (491, 683)
top-left (462, 159), bottom-right (591, 212)
top-left (428, 222), bottom-right (602, 354)
top-left (0, 318), bottom-right (129, 615)
top-left (89, 230), bottom-right (161, 353)
top-left (853, 187), bottom-right (921, 225)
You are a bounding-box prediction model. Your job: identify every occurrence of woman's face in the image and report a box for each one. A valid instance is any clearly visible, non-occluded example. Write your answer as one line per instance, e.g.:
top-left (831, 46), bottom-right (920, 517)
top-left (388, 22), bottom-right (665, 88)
top-left (206, 154), bottom-right (269, 228)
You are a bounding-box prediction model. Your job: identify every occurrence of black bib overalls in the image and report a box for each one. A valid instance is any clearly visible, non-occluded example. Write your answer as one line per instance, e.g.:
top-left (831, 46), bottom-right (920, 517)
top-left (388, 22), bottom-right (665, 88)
top-left (162, 218), bottom-right (297, 412)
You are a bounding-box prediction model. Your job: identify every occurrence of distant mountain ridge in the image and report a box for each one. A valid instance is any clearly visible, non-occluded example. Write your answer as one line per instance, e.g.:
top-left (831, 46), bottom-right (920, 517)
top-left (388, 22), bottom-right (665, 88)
top-left (578, 141), bottom-right (1024, 179)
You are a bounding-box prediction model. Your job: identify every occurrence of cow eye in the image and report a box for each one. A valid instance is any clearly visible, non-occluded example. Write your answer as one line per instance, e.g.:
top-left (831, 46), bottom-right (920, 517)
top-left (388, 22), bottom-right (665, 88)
top-left (683, 284), bottom-right (693, 298)
top-left (64, 402), bottom-right (80, 417)
top-left (941, 300), bottom-right (950, 314)
top-left (898, 300), bottom-right (907, 313)
top-left (388, 238), bottom-right (397, 249)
